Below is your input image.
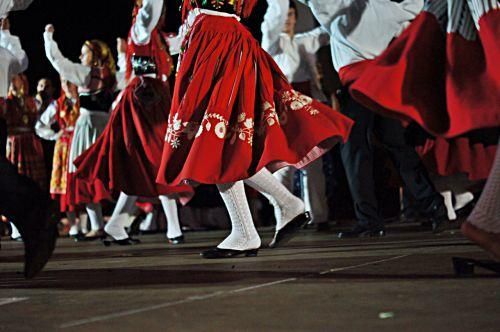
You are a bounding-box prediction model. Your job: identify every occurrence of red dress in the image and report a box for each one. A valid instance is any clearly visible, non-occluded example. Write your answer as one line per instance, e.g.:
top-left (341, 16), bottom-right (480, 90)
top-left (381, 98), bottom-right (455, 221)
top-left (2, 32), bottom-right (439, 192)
top-left (3, 93), bottom-right (47, 190)
top-left (74, 27), bottom-right (193, 199)
top-left (156, 1), bottom-right (354, 186)
top-left (50, 95), bottom-right (79, 211)
top-left (348, 0), bottom-right (500, 137)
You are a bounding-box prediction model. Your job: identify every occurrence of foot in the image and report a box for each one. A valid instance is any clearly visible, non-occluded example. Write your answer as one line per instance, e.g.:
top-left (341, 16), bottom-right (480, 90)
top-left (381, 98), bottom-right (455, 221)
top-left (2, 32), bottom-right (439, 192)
top-left (337, 224), bottom-right (386, 239)
top-left (201, 247), bottom-right (259, 259)
top-left (168, 235), bottom-right (185, 245)
top-left (461, 222), bottom-right (500, 261)
top-left (103, 237), bottom-right (141, 247)
top-left (76, 229), bottom-right (105, 241)
top-left (269, 211), bottom-right (311, 248)
top-left (20, 201), bottom-right (58, 279)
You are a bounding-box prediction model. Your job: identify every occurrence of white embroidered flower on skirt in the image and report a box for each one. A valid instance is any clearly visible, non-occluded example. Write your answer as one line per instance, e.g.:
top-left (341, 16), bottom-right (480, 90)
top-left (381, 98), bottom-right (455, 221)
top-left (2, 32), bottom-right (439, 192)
top-left (261, 101), bottom-right (279, 127)
top-left (215, 121), bottom-right (227, 139)
top-left (281, 89), bottom-right (319, 116)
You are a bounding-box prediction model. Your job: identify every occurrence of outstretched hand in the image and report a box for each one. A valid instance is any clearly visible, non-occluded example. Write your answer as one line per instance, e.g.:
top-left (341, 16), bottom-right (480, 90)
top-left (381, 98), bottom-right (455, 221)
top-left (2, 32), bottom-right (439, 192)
top-left (45, 24), bottom-right (54, 34)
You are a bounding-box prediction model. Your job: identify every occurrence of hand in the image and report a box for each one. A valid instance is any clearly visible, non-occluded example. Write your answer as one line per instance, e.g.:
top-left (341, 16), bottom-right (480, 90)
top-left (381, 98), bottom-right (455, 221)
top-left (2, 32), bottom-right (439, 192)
top-left (1, 17), bottom-right (10, 30)
top-left (117, 38), bottom-right (127, 54)
top-left (45, 24), bottom-right (54, 34)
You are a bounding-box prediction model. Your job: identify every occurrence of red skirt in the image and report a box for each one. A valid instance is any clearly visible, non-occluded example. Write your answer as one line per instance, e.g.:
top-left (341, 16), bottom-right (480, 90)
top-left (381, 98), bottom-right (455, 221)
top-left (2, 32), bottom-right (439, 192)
top-left (6, 132), bottom-right (47, 190)
top-left (348, 1), bottom-right (500, 137)
top-left (156, 15), bottom-right (353, 186)
top-left (51, 131), bottom-right (75, 212)
top-left (414, 129), bottom-right (499, 181)
top-left (74, 77), bottom-right (193, 198)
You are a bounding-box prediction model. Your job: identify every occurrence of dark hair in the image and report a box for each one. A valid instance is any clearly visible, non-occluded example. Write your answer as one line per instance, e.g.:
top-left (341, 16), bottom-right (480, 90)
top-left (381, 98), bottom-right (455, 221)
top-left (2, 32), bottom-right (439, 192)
top-left (289, 0), bottom-right (298, 17)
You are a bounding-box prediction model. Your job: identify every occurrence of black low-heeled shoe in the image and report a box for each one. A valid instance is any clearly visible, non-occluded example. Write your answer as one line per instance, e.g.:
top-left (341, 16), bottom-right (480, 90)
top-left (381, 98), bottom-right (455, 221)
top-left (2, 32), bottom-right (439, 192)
top-left (452, 257), bottom-right (500, 277)
top-left (168, 235), bottom-right (185, 245)
top-left (103, 237), bottom-right (141, 247)
top-left (269, 211), bottom-right (311, 248)
top-left (201, 247), bottom-right (259, 259)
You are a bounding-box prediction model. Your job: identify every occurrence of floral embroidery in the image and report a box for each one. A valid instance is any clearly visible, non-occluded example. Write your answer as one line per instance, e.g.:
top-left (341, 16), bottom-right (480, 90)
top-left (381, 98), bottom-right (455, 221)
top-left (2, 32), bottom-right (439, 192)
top-left (165, 89), bottom-right (320, 149)
top-left (281, 90), bottom-right (319, 116)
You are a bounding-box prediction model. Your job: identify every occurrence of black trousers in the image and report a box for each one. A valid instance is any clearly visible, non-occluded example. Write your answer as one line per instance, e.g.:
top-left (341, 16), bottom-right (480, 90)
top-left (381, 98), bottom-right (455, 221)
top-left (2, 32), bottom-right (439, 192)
top-left (340, 95), bottom-right (443, 227)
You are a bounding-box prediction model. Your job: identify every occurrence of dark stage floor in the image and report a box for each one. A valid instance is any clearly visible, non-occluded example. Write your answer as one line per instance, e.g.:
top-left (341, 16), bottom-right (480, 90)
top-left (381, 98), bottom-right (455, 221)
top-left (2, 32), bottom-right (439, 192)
top-left (0, 222), bottom-right (499, 331)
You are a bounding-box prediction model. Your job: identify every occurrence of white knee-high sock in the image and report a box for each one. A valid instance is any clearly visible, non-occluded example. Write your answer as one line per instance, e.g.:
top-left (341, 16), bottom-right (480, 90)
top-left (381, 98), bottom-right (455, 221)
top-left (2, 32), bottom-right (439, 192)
top-left (217, 181), bottom-right (261, 250)
top-left (10, 222), bottom-right (21, 239)
top-left (468, 143), bottom-right (500, 233)
top-left (67, 211), bottom-right (79, 235)
top-left (104, 192), bottom-right (138, 240)
top-left (244, 168), bottom-right (305, 230)
top-left (441, 190), bottom-right (457, 221)
top-left (86, 203), bottom-right (104, 231)
top-left (159, 195), bottom-right (182, 239)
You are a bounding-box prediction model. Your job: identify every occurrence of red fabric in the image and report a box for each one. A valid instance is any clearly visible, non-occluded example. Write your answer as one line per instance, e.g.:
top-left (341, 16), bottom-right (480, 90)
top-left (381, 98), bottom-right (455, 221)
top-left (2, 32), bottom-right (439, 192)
top-left (181, 0), bottom-right (257, 21)
top-left (126, 29), bottom-right (174, 81)
top-left (66, 172), bottom-right (110, 206)
top-left (349, 10), bottom-right (500, 138)
top-left (6, 132), bottom-right (47, 190)
top-left (416, 136), bottom-right (497, 181)
top-left (156, 15), bottom-right (353, 186)
top-left (74, 77), bottom-right (193, 198)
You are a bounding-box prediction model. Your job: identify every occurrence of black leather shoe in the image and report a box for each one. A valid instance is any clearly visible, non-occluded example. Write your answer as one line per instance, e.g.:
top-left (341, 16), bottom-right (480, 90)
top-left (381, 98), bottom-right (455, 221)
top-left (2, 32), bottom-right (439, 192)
top-left (21, 202), bottom-right (58, 279)
top-left (103, 237), bottom-right (141, 247)
top-left (427, 202), bottom-right (450, 233)
top-left (201, 247), bottom-right (259, 259)
top-left (269, 211), bottom-right (311, 248)
top-left (168, 235), bottom-right (185, 245)
top-left (337, 225), bottom-right (386, 239)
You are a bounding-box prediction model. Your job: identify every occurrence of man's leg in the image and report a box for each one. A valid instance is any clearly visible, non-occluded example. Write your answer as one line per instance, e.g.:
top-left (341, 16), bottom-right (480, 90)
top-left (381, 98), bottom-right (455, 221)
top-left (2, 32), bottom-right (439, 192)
top-left (338, 96), bottom-right (384, 237)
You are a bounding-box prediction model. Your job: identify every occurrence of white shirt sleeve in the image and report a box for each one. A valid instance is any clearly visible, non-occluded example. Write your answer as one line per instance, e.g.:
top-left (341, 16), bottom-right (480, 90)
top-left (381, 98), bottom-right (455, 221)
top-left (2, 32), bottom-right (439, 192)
top-left (0, 29), bottom-right (28, 73)
top-left (43, 31), bottom-right (91, 88)
top-left (166, 33), bottom-right (181, 56)
top-left (295, 27), bottom-right (330, 54)
top-left (0, 0), bottom-right (12, 17)
top-left (261, 0), bottom-right (289, 55)
top-left (131, 0), bottom-right (163, 45)
top-left (35, 100), bottom-right (59, 141)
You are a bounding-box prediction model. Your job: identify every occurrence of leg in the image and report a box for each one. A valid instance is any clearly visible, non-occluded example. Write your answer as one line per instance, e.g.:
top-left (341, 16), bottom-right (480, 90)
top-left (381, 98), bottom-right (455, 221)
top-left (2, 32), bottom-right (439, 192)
top-left (302, 157), bottom-right (329, 225)
top-left (159, 195), bottom-right (184, 243)
top-left (375, 116), bottom-right (447, 230)
top-left (339, 96), bottom-right (384, 236)
top-left (462, 143), bottom-right (500, 260)
top-left (104, 192), bottom-right (138, 240)
top-left (85, 202), bottom-right (104, 238)
top-left (202, 181), bottom-right (260, 258)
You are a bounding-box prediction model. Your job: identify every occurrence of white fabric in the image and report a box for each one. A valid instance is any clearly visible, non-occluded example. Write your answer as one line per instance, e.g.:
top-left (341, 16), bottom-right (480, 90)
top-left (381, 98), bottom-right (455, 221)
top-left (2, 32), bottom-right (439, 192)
top-left (244, 168), bottom-right (305, 231)
top-left (10, 221), bottom-right (20, 239)
top-left (115, 51), bottom-right (127, 91)
top-left (35, 100), bottom-right (63, 141)
top-left (67, 211), bottom-right (78, 236)
top-left (104, 192), bottom-right (138, 240)
top-left (217, 181), bottom-right (261, 251)
top-left (159, 195), bottom-right (183, 239)
top-left (297, 0), bottom-right (423, 71)
top-left (44, 31), bottom-right (91, 88)
top-left (86, 202), bottom-right (104, 231)
top-left (4, 0), bottom-right (32, 13)
top-left (0, 29), bottom-right (28, 97)
top-left (0, 0), bottom-right (13, 17)
top-left (140, 210), bottom-right (158, 231)
top-left (131, 0), bottom-right (163, 45)
top-left (262, 0), bottom-right (329, 85)
top-left (468, 143), bottom-right (500, 234)
top-left (67, 109), bottom-right (109, 173)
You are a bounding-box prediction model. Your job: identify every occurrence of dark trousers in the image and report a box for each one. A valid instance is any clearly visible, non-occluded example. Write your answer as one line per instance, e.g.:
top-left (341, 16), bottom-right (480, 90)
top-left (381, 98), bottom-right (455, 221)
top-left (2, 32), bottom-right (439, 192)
top-left (0, 118), bottom-right (45, 224)
top-left (340, 95), bottom-right (442, 227)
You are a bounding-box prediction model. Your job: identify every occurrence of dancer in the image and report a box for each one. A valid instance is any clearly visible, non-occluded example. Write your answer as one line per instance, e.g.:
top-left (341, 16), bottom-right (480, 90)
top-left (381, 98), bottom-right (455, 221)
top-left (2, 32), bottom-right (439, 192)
top-left (298, 0), bottom-right (450, 237)
top-left (74, 0), bottom-right (193, 245)
top-left (156, 0), bottom-right (353, 258)
top-left (0, 0), bottom-right (57, 279)
top-left (36, 78), bottom-right (81, 238)
top-left (43, 24), bottom-right (116, 240)
top-left (339, 0), bottom-right (499, 259)
top-left (261, 0), bottom-right (330, 228)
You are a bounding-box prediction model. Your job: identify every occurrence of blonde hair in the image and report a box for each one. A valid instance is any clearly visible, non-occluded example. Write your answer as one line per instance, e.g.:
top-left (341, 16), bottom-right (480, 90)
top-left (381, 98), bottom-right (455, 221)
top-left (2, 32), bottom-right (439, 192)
top-left (83, 39), bottom-right (116, 74)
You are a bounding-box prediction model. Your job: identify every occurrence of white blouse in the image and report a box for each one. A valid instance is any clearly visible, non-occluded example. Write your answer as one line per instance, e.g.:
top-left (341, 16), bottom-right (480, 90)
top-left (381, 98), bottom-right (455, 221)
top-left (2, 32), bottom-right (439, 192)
top-left (0, 29), bottom-right (28, 97)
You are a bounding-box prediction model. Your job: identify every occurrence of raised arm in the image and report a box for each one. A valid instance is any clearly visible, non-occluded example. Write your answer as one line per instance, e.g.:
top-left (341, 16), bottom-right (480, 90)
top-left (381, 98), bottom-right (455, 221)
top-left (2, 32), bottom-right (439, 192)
top-left (35, 101), bottom-right (59, 141)
top-left (0, 20), bottom-right (28, 74)
top-left (261, 0), bottom-right (289, 55)
top-left (131, 0), bottom-right (163, 45)
top-left (43, 25), bottom-right (91, 88)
